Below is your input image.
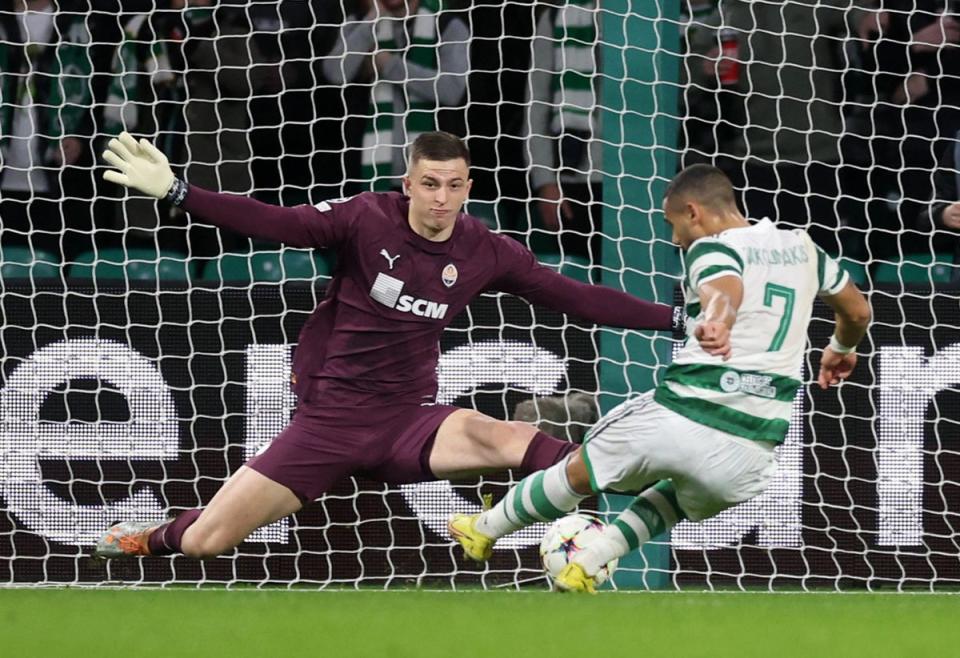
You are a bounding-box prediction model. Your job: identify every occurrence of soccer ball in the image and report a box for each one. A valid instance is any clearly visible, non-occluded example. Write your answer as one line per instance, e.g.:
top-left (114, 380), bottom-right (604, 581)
top-left (539, 513), bottom-right (618, 586)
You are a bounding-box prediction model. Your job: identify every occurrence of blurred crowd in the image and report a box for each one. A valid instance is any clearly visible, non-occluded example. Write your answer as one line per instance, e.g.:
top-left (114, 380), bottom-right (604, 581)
top-left (0, 0), bottom-right (958, 280)
top-left (681, 0), bottom-right (960, 273)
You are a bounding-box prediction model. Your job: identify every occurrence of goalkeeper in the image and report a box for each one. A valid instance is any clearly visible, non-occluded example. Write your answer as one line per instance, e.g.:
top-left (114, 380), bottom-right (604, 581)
top-left (94, 131), bottom-right (681, 559)
top-left (449, 165), bottom-right (872, 592)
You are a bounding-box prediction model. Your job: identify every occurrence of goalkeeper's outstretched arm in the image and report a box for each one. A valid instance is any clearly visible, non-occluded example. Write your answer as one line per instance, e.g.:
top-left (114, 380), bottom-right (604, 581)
top-left (101, 132), bottom-right (328, 248)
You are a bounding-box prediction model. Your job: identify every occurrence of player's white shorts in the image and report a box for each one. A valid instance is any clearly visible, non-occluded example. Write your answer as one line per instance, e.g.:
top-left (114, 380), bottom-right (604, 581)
top-left (582, 391), bottom-right (777, 522)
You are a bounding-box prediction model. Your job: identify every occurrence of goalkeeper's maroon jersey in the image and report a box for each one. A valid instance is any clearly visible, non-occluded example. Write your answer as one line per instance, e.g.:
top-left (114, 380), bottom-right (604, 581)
top-left (183, 189), bottom-right (674, 409)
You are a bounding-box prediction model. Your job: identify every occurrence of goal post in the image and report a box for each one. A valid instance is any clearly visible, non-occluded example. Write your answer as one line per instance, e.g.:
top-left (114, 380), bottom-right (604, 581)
top-left (598, 0), bottom-right (681, 590)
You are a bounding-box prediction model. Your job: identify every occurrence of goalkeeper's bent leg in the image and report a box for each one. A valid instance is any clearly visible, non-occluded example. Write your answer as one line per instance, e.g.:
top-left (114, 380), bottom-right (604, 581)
top-left (94, 466), bottom-right (305, 559)
top-left (572, 480), bottom-right (687, 577)
top-left (475, 452), bottom-right (591, 539)
top-left (99, 466), bottom-right (302, 559)
top-left (177, 466), bottom-right (302, 558)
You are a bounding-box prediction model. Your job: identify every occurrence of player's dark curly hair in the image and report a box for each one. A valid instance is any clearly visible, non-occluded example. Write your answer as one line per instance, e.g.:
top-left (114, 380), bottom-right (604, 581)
top-left (664, 164), bottom-right (736, 210)
top-left (409, 131), bottom-right (471, 167)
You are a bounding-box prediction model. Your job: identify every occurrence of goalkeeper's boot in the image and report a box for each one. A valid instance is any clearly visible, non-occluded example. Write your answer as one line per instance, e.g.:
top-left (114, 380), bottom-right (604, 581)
top-left (447, 494), bottom-right (496, 562)
top-left (94, 521), bottom-right (159, 559)
top-left (553, 563), bottom-right (597, 594)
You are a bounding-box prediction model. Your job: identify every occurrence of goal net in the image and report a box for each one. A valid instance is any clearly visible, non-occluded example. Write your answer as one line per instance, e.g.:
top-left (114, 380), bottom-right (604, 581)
top-left (1, 0), bottom-right (959, 591)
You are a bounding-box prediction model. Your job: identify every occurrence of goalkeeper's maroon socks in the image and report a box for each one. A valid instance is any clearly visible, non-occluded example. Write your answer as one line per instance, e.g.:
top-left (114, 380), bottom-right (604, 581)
top-left (520, 431), bottom-right (578, 473)
top-left (147, 509), bottom-right (202, 556)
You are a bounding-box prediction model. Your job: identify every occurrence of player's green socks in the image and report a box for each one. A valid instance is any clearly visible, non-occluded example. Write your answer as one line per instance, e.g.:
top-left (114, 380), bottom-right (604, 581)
top-left (575, 480), bottom-right (687, 576)
top-left (476, 458), bottom-right (588, 539)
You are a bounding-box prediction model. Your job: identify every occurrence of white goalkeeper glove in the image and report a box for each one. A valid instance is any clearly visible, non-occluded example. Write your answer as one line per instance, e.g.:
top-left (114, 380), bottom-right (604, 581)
top-left (102, 131), bottom-right (176, 200)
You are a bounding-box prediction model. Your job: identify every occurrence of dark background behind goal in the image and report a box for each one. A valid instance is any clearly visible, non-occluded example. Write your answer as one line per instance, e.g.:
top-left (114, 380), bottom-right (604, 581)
top-left (0, 282), bottom-right (958, 589)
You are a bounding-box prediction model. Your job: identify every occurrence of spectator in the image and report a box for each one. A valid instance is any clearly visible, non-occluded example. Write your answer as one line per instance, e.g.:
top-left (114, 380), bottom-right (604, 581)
top-left (244, 0), bottom-right (348, 206)
top-left (182, 5), bottom-right (281, 197)
top-left (918, 132), bottom-right (960, 280)
top-left (99, 5), bottom-right (189, 246)
top-left (180, 3), bottom-right (282, 257)
top-left (102, 14), bottom-right (179, 140)
top-left (455, 1), bottom-right (538, 235)
top-left (0, 0), bottom-right (100, 263)
top-left (678, 0), bottom-right (720, 161)
top-left (322, 0), bottom-right (469, 191)
top-left (525, 0), bottom-right (602, 263)
top-left (867, 1), bottom-right (960, 256)
top-left (692, 0), bottom-right (873, 255)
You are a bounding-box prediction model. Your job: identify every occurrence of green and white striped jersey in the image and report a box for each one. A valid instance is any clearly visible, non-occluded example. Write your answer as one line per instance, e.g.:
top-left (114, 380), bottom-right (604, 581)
top-left (654, 218), bottom-right (849, 443)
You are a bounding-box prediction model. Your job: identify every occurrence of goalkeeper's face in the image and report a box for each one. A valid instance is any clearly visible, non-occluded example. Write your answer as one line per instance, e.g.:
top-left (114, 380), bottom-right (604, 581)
top-left (404, 157), bottom-right (473, 241)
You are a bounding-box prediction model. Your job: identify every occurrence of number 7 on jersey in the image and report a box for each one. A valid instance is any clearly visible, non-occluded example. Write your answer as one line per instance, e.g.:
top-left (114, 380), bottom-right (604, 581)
top-left (763, 283), bottom-right (795, 351)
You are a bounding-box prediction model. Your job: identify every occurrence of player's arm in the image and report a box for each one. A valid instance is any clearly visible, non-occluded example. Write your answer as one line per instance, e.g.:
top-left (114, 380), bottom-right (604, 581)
top-left (817, 280), bottom-right (871, 390)
top-left (101, 132), bottom-right (343, 248)
top-left (683, 238), bottom-right (745, 359)
top-left (488, 237), bottom-right (679, 331)
top-left (694, 274), bottom-right (743, 361)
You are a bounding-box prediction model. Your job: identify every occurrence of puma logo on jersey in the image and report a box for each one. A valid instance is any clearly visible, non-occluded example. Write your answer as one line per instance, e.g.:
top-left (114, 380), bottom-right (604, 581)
top-left (370, 272), bottom-right (448, 319)
top-left (380, 249), bottom-right (400, 270)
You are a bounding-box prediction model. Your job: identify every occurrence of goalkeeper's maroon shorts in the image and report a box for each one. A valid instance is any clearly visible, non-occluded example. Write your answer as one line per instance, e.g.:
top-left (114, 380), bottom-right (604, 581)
top-left (245, 403), bottom-right (460, 503)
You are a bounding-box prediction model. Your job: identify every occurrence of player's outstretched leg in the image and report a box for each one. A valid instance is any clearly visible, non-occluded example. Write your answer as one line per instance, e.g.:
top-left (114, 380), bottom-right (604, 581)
top-left (95, 466), bottom-right (302, 559)
top-left (556, 480), bottom-right (687, 593)
top-left (448, 450), bottom-right (591, 562)
top-left (429, 410), bottom-right (578, 482)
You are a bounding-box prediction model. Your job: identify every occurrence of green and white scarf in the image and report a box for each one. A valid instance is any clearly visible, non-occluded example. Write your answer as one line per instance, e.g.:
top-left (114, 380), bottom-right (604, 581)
top-left (0, 13), bottom-right (93, 148)
top-left (0, 13), bottom-right (93, 161)
top-left (550, 0), bottom-right (597, 136)
top-left (362, 0), bottom-right (442, 191)
top-left (103, 14), bottom-right (174, 135)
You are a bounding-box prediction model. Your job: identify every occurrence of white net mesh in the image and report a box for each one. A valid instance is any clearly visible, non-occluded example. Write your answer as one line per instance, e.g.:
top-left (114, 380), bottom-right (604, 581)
top-left (1, 0), bottom-right (959, 590)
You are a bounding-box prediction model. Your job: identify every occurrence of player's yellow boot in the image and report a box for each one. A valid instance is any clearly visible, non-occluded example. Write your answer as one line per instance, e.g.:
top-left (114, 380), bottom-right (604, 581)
top-left (447, 494), bottom-right (496, 562)
top-left (553, 562), bottom-right (597, 594)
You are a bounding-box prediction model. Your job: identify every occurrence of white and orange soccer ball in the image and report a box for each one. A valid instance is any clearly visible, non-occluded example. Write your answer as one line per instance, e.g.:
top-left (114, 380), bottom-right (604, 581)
top-left (539, 513), bottom-right (618, 587)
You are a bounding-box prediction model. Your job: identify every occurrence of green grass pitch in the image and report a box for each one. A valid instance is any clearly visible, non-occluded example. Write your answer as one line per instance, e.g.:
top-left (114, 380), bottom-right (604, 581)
top-left (2, 589), bottom-right (957, 657)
